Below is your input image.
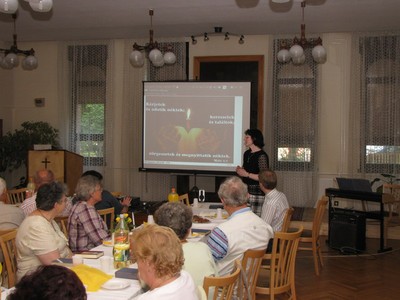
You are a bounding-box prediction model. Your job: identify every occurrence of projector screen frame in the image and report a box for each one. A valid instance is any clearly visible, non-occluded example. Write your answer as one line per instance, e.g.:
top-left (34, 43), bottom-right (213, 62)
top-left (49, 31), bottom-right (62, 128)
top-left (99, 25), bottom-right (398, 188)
top-left (140, 80), bottom-right (251, 175)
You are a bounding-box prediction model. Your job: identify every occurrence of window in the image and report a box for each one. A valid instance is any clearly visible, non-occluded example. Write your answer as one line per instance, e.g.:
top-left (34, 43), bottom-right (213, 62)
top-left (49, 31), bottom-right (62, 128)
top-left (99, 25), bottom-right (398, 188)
top-left (360, 36), bottom-right (400, 173)
top-left (272, 39), bottom-right (318, 171)
top-left (68, 44), bottom-right (108, 166)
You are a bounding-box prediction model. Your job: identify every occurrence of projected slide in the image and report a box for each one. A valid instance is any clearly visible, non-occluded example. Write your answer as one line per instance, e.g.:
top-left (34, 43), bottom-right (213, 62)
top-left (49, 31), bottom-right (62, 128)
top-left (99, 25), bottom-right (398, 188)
top-left (142, 81), bottom-right (251, 173)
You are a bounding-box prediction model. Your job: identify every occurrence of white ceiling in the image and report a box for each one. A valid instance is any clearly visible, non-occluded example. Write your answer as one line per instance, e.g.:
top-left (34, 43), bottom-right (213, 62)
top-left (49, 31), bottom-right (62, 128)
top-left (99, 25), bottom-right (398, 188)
top-left (1, 0), bottom-right (399, 43)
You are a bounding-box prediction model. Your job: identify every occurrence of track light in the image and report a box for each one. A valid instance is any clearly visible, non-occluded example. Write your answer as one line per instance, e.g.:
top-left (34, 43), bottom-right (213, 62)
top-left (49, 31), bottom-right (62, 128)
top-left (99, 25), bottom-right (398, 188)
top-left (191, 27), bottom-right (245, 45)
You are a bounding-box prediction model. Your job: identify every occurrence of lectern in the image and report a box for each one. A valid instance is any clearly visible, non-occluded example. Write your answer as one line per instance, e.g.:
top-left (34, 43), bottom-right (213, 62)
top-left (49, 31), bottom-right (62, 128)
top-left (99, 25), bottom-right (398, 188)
top-left (28, 150), bottom-right (83, 195)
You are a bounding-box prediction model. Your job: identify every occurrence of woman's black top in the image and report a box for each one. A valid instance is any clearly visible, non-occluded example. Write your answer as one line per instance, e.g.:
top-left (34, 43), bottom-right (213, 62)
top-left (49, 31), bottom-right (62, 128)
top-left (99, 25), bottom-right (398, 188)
top-left (242, 149), bottom-right (269, 195)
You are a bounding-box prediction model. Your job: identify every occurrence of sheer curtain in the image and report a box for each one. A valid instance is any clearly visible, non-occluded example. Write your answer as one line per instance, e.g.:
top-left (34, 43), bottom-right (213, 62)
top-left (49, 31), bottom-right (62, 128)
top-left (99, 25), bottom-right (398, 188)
top-left (106, 39), bottom-right (188, 201)
top-left (349, 33), bottom-right (400, 188)
top-left (271, 38), bottom-right (320, 207)
top-left (59, 41), bottom-right (114, 174)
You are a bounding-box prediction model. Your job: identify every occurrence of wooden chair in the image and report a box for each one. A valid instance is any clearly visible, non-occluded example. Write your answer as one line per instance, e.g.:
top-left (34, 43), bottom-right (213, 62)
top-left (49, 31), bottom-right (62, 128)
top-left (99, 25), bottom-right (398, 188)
top-left (255, 226), bottom-right (303, 300)
top-left (298, 196), bottom-right (328, 276)
top-left (203, 260), bottom-right (241, 300)
top-left (179, 193), bottom-right (190, 206)
top-left (98, 207), bottom-right (115, 232)
top-left (55, 215), bottom-right (69, 238)
top-left (382, 184), bottom-right (400, 247)
top-left (0, 229), bottom-right (18, 288)
top-left (281, 207), bottom-right (295, 232)
top-left (239, 248), bottom-right (266, 300)
top-left (6, 188), bottom-right (28, 205)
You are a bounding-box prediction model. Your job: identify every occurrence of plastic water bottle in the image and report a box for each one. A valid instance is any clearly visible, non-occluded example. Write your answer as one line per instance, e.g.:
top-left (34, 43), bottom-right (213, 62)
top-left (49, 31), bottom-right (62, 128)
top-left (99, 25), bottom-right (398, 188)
top-left (168, 188), bottom-right (179, 202)
top-left (26, 177), bottom-right (35, 198)
top-left (113, 214), bottom-right (130, 269)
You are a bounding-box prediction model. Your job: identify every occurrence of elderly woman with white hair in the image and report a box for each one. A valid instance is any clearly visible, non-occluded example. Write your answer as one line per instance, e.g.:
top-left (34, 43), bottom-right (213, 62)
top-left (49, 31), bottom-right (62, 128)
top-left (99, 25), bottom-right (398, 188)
top-left (130, 224), bottom-right (199, 300)
top-left (154, 201), bottom-right (218, 286)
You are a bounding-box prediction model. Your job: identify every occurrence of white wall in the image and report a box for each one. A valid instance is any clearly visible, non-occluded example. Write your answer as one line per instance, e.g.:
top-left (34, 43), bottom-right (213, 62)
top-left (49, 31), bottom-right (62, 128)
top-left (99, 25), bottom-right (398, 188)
top-left (1, 33), bottom-right (356, 204)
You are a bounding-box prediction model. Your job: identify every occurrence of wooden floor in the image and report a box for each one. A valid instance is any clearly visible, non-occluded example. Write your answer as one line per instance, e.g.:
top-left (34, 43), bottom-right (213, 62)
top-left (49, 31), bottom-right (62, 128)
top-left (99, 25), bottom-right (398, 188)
top-left (256, 237), bottom-right (400, 299)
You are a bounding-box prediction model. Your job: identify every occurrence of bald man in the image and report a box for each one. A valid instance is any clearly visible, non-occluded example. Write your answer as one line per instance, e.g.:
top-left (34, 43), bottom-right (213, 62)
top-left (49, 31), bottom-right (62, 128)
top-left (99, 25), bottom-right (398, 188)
top-left (20, 169), bottom-right (57, 216)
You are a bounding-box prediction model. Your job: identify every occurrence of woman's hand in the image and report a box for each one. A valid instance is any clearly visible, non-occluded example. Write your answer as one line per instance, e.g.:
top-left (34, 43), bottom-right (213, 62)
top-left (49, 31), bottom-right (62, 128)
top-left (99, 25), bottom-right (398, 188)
top-left (236, 166), bottom-right (248, 178)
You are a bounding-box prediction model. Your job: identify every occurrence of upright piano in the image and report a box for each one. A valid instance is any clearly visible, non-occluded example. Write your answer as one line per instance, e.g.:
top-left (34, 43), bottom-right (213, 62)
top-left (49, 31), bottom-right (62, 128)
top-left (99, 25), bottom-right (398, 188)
top-left (325, 188), bottom-right (391, 253)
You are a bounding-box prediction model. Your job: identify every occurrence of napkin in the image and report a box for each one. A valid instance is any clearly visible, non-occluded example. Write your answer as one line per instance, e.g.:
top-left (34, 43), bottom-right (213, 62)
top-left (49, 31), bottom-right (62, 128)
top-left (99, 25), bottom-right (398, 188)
top-left (71, 264), bottom-right (113, 292)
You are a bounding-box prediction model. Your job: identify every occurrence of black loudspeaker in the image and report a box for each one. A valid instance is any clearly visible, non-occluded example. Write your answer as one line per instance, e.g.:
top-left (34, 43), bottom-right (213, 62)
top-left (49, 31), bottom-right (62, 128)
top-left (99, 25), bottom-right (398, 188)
top-left (329, 211), bottom-right (366, 252)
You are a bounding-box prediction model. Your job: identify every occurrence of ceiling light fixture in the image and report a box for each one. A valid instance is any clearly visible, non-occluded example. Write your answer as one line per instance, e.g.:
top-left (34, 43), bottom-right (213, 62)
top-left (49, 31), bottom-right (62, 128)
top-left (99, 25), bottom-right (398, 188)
top-left (0, 0), bottom-right (53, 14)
top-left (129, 9), bottom-right (176, 68)
top-left (191, 27), bottom-right (245, 45)
top-left (277, 1), bottom-right (327, 64)
top-left (0, 14), bottom-right (38, 70)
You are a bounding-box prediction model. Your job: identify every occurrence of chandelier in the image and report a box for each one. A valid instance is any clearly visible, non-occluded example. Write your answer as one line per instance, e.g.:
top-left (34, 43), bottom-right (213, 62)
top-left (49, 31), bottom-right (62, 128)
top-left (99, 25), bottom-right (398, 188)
top-left (276, 1), bottom-right (327, 65)
top-left (0, 0), bottom-right (53, 14)
top-left (191, 27), bottom-right (245, 45)
top-left (0, 14), bottom-right (38, 70)
top-left (129, 9), bottom-right (176, 68)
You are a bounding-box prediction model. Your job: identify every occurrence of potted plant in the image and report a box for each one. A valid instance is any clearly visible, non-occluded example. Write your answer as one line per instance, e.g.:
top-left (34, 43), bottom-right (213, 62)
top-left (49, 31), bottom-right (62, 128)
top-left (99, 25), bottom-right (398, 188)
top-left (0, 121), bottom-right (60, 173)
top-left (370, 173), bottom-right (400, 193)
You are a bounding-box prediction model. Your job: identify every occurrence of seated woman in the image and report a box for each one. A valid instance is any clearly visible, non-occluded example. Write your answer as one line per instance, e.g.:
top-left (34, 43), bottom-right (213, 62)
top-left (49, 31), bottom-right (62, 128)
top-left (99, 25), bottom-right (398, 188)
top-left (16, 182), bottom-right (72, 281)
top-left (154, 202), bottom-right (218, 286)
top-left (68, 175), bottom-right (110, 252)
top-left (8, 265), bottom-right (86, 300)
top-left (131, 224), bottom-right (198, 300)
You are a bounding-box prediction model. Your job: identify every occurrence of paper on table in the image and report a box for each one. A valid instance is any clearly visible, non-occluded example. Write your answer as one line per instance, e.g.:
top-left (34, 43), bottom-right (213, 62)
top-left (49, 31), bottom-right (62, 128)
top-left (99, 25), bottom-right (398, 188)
top-left (71, 264), bottom-right (113, 292)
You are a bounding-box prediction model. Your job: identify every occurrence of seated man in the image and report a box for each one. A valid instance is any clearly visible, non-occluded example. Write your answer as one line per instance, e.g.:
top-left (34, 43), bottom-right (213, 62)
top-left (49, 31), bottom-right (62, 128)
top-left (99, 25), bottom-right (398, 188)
top-left (20, 170), bottom-right (73, 217)
top-left (206, 176), bottom-right (273, 276)
top-left (68, 175), bottom-right (110, 252)
top-left (259, 170), bottom-right (290, 233)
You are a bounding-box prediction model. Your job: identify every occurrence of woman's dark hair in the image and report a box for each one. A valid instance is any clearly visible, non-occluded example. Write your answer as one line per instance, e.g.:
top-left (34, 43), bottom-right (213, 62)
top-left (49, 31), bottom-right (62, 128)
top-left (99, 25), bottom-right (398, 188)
top-left (245, 129), bottom-right (265, 148)
top-left (8, 265), bottom-right (87, 300)
top-left (36, 182), bottom-right (67, 211)
top-left (154, 202), bottom-right (193, 240)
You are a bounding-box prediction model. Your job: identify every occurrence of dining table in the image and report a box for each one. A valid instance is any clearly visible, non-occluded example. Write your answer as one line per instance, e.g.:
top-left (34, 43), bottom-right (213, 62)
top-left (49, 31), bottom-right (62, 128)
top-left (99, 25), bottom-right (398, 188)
top-left (0, 203), bottom-right (228, 300)
top-left (190, 202), bottom-right (228, 232)
top-left (0, 245), bottom-right (142, 300)
top-left (83, 244), bottom-right (142, 300)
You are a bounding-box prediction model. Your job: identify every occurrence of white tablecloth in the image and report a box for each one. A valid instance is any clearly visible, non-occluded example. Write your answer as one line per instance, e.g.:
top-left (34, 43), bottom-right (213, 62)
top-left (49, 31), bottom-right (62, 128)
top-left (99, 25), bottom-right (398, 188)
top-left (191, 202), bottom-right (228, 231)
top-left (85, 245), bottom-right (141, 300)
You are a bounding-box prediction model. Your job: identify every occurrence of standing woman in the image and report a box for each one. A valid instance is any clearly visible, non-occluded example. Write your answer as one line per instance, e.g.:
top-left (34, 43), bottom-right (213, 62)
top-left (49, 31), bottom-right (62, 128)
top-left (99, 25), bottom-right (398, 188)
top-left (236, 129), bottom-right (269, 216)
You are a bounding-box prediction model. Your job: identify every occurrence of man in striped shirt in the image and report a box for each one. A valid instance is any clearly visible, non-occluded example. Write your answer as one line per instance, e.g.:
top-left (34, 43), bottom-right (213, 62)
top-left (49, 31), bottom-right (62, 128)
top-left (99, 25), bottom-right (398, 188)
top-left (206, 176), bottom-right (273, 276)
top-left (259, 170), bottom-right (289, 233)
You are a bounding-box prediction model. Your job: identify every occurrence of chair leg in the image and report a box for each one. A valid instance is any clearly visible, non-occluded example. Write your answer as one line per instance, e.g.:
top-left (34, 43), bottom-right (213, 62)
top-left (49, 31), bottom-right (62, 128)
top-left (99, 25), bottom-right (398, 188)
top-left (317, 242), bottom-right (324, 267)
top-left (312, 242), bottom-right (320, 276)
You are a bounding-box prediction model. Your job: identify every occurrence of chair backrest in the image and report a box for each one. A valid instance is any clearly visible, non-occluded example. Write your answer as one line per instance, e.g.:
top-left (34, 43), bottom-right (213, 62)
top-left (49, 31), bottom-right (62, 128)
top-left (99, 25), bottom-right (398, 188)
top-left (256, 226), bottom-right (303, 298)
top-left (98, 207), bottom-right (115, 232)
top-left (179, 193), bottom-right (190, 206)
top-left (383, 184), bottom-right (400, 201)
top-left (240, 248), bottom-right (266, 300)
top-left (281, 207), bottom-right (294, 232)
top-left (0, 229), bottom-right (18, 288)
top-left (54, 216), bottom-right (69, 238)
top-left (311, 197), bottom-right (328, 238)
top-left (382, 184), bottom-right (400, 217)
top-left (203, 260), bottom-right (241, 300)
top-left (271, 227), bottom-right (303, 291)
top-left (6, 188), bottom-right (28, 205)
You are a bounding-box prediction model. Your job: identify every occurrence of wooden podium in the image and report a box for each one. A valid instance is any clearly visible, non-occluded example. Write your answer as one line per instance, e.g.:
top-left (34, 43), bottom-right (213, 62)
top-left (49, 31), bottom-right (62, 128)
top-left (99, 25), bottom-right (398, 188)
top-left (28, 150), bottom-right (83, 195)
